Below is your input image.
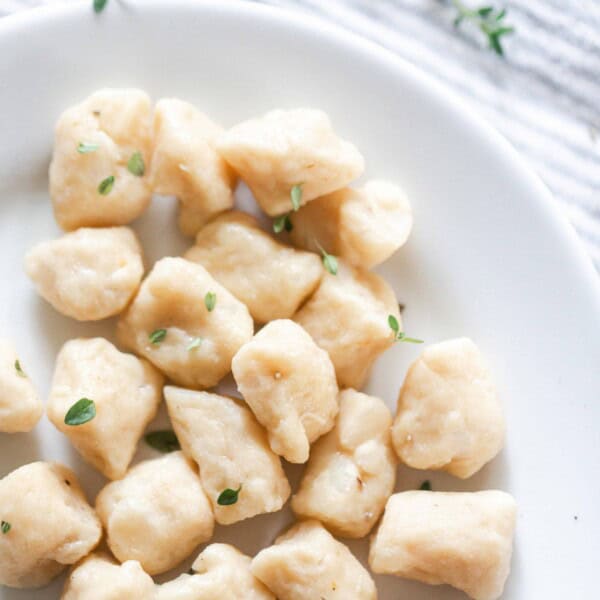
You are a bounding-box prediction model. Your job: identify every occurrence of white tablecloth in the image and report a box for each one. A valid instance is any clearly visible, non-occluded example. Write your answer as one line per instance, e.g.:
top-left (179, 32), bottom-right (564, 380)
top-left (3, 0), bottom-right (599, 270)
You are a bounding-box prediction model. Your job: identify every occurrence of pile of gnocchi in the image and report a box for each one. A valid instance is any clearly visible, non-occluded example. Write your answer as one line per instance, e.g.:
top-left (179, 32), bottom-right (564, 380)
top-left (0, 89), bottom-right (516, 600)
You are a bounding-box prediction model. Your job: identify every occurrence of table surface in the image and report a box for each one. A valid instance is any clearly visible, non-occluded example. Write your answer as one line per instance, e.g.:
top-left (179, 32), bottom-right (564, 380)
top-left (3, 0), bottom-right (600, 270)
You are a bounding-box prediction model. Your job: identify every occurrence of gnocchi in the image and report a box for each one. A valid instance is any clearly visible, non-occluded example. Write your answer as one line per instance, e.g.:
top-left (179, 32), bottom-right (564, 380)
top-left (369, 490), bottom-right (517, 600)
top-left (49, 88), bottom-right (152, 230)
top-left (164, 386), bottom-right (290, 524)
top-left (151, 98), bottom-right (236, 236)
top-left (292, 388), bottom-right (396, 537)
top-left (0, 462), bottom-right (101, 589)
top-left (117, 257), bottom-right (253, 389)
top-left (95, 451), bottom-right (214, 575)
top-left (184, 211), bottom-right (323, 323)
top-left (232, 319), bottom-right (339, 463)
top-left (47, 338), bottom-right (163, 479)
top-left (217, 108), bottom-right (364, 216)
top-left (391, 338), bottom-right (505, 478)
top-left (24, 227), bottom-right (144, 321)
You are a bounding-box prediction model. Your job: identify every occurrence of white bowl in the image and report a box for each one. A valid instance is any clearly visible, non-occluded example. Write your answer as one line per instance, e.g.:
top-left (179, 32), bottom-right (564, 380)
top-left (1, 1), bottom-right (599, 598)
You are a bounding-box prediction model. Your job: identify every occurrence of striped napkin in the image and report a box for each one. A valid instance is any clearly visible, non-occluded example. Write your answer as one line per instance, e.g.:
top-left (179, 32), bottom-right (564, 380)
top-left (3, 0), bottom-right (599, 269)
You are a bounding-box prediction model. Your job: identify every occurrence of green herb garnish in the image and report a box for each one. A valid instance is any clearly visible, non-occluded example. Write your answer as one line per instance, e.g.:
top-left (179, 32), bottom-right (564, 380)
top-left (419, 480), bottom-right (432, 491)
top-left (452, 1), bottom-right (514, 56)
top-left (388, 314), bottom-right (424, 344)
top-left (77, 142), bottom-right (99, 154)
top-left (204, 292), bottom-right (216, 312)
top-left (14, 360), bottom-right (26, 378)
top-left (187, 337), bottom-right (203, 351)
top-left (1, 521), bottom-right (10, 534)
top-left (273, 213), bottom-right (293, 234)
top-left (127, 151), bottom-right (145, 177)
top-left (64, 398), bottom-right (96, 426)
top-left (98, 175), bottom-right (115, 195)
top-left (290, 184), bottom-right (303, 211)
top-left (93, 0), bottom-right (108, 13)
top-left (315, 241), bottom-right (338, 276)
top-left (144, 430), bottom-right (181, 453)
top-left (217, 485), bottom-right (242, 506)
top-left (149, 329), bottom-right (167, 345)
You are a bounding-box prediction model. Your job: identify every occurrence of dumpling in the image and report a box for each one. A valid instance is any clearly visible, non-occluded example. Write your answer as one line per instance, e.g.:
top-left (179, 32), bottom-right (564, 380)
top-left (61, 553), bottom-right (154, 600)
top-left (47, 338), bottom-right (163, 479)
top-left (49, 88), bottom-right (152, 230)
top-left (24, 227), bottom-right (144, 321)
top-left (232, 319), bottom-right (338, 463)
top-left (155, 544), bottom-right (274, 600)
top-left (391, 338), bottom-right (505, 478)
top-left (290, 180), bottom-right (412, 269)
top-left (96, 452), bottom-right (214, 575)
top-left (292, 389), bottom-right (396, 537)
top-left (251, 520), bottom-right (377, 600)
top-left (0, 462), bottom-right (101, 589)
top-left (151, 98), bottom-right (235, 236)
top-left (117, 257), bottom-right (253, 389)
top-left (164, 386), bottom-right (290, 525)
top-left (217, 108), bottom-right (364, 216)
top-left (294, 261), bottom-right (400, 389)
top-left (184, 211), bottom-right (322, 323)
top-left (369, 490), bottom-right (517, 600)
top-left (0, 338), bottom-right (42, 433)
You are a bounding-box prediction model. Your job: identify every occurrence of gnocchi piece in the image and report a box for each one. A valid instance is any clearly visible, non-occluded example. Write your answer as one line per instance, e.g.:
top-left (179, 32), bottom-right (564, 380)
top-left (0, 462), bottom-right (101, 589)
top-left (184, 211), bottom-right (323, 323)
top-left (96, 452), bottom-right (214, 575)
top-left (217, 108), bottom-right (364, 216)
top-left (292, 389), bottom-right (396, 537)
top-left (117, 257), bottom-right (253, 389)
top-left (290, 180), bottom-right (413, 269)
top-left (294, 261), bottom-right (399, 389)
top-left (49, 88), bottom-right (152, 230)
top-left (232, 319), bottom-right (338, 463)
top-left (155, 544), bottom-right (275, 600)
top-left (391, 338), bottom-right (505, 478)
top-left (151, 98), bottom-right (236, 236)
top-left (47, 338), bottom-right (163, 479)
top-left (0, 339), bottom-right (42, 433)
top-left (164, 386), bottom-right (290, 525)
top-left (61, 553), bottom-right (155, 600)
top-left (251, 520), bottom-right (377, 600)
top-left (369, 490), bottom-right (517, 600)
top-left (24, 227), bottom-right (144, 321)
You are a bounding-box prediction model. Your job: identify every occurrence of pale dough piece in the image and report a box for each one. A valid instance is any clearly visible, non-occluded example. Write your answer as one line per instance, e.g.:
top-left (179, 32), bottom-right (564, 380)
top-left (151, 98), bottom-right (236, 236)
top-left (293, 261), bottom-right (399, 389)
top-left (0, 462), bottom-right (101, 589)
top-left (292, 389), bottom-right (396, 537)
top-left (184, 211), bottom-right (322, 323)
top-left (251, 520), bottom-right (377, 600)
top-left (217, 108), bottom-right (364, 216)
top-left (117, 257), bottom-right (253, 389)
top-left (49, 88), bottom-right (152, 230)
top-left (164, 386), bottom-right (290, 525)
top-left (24, 227), bottom-right (144, 321)
top-left (391, 338), bottom-right (505, 478)
top-left (61, 553), bottom-right (155, 600)
top-left (96, 452), bottom-right (214, 575)
top-left (369, 490), bottom-right (517, 600)
top-left (0, 338), bottom-right (42, 433)
top-left (155, 544), bottom-right (275, 600)
top-left (290, 180), bottom-right (413, 269)
top-left (47, 337), bottom-right (163, 479)
top-left (232, 319), bottom-right (338, 463)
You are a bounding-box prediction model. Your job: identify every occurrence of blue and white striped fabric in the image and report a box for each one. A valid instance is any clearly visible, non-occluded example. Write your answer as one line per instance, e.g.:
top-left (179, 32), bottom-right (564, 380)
top-left (3, 0), bottom-right (600, 269)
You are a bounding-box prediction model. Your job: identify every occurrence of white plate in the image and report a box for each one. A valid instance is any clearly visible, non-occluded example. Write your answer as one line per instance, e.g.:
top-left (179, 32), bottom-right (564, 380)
top-left (1, 1), bottom-right (599, 598)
